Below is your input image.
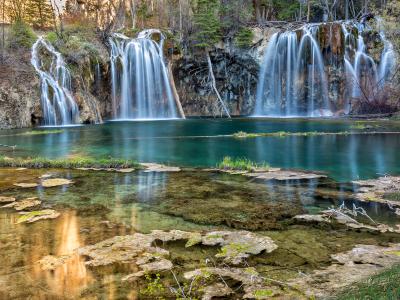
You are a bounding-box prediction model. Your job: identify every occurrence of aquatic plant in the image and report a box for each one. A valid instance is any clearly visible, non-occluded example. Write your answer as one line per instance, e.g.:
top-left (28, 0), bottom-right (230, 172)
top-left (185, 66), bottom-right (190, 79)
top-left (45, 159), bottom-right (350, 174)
top-left (217, 156), bottom-right (269, 171)
top-left (0, 156), bottom-right (141, 169)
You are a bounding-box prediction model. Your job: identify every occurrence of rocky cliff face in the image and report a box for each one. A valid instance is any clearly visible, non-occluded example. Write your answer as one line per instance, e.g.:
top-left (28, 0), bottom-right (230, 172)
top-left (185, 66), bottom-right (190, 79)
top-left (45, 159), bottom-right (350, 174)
top-left (173, 28), bottom-right (278, 117)
top-left (0, 50), bottom-right (41, 129)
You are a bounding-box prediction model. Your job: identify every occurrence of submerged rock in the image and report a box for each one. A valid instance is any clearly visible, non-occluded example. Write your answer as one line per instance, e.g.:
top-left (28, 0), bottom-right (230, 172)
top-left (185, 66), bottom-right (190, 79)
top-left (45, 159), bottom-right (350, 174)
top-left (290, 244), bottom-right (400, 298)
top-left (3, 197), bottom-right (41, 210)
top-left (13, 182), bottom-right (38, 188)
top-left (0, 196), bottom-right (16, 203)
top-left (41, 178), bottom-right (73, 187)
top-left (17, 209), bottom-right (60, 223)
top-left (38, 255), bottom-right (71, 270)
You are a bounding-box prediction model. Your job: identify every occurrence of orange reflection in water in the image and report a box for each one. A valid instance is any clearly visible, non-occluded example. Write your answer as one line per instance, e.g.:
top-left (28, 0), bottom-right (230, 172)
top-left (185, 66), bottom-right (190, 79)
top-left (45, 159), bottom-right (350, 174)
top-left (32, 210), bottom-right (92, 298)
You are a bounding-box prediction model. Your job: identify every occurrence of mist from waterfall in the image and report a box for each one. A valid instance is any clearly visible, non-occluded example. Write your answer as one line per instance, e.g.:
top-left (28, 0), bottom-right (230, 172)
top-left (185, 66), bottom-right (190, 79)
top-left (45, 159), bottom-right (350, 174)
top-left (109, 30), bottom-right (179, 120)
top-left (31, 37), bottom-right (80, 126)
top-left (255, 20), bottom-right (396, 117)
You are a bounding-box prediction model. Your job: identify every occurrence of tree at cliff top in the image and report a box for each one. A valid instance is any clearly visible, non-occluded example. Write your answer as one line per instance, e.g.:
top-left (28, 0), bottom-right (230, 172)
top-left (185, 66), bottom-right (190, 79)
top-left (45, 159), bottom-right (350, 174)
top-left (24, 0), bottom-right (55, 29)
top-left (192, 0), bottom-right (231, 117)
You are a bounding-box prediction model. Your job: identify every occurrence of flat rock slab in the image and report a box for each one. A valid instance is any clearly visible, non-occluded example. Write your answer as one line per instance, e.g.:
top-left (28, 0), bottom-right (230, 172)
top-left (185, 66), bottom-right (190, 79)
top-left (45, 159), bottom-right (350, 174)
top-left (13, 183), bottom-right (38, 188)
top-left (184, 267), bottom-right (280, 299)
top-left (41, 178), bottom-right (73, 187)
top-left (290, 244), bottom-right (400, 298)
top-left (245, 170), bottom-right (327, 181)
top-left (17, 209), bottom-right (60, 223)
top-left (77, 230), bottom-right (277, 278)
top-left (3, 197), bottom-right (41, 211)
top-left (141, 163), bottom-right (181, 172)
top-left (0, 196), bottom-right (16, 203)
top-left (352, 176), bottom-right (400, 207)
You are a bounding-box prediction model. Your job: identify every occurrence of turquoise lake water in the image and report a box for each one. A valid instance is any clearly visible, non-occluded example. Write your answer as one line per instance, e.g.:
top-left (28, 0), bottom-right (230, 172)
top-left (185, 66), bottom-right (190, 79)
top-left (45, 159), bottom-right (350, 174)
top-left (1, 118), bottom-right (399, 181)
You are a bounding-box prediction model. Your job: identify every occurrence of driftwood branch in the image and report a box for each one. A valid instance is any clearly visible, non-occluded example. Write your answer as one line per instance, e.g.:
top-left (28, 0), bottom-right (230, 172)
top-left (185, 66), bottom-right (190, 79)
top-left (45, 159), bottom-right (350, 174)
top-left (206, 51), bottom-right (231, 118)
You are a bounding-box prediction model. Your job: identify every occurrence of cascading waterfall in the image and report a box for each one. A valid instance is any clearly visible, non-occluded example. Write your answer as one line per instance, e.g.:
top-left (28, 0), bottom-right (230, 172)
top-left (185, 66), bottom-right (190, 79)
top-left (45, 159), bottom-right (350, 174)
top-left (255, 20), bottom-right (396, 117)
top-left (109, 29), bottom-right (179, 120)
top-left (31, 37), bottom-right (80, 126)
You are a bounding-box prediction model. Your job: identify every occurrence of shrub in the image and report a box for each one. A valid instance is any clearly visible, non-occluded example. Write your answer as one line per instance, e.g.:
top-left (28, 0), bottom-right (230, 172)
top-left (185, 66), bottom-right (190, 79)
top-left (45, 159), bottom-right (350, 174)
top-left (9, 20), bottom-right (37, 48)
top-left (235, 27), bottom-right (254, 48)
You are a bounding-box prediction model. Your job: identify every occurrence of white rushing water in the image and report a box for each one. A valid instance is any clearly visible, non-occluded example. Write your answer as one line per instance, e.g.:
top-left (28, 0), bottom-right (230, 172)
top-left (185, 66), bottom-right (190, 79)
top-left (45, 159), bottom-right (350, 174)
top-left (255, 20), bottom-right (396, 117)
top-left (31, 37), bottom-right (80, 126)
top-left (255, 24), bottom-right (329, 117)
top-left (109, 29), bottom-right (179, 120)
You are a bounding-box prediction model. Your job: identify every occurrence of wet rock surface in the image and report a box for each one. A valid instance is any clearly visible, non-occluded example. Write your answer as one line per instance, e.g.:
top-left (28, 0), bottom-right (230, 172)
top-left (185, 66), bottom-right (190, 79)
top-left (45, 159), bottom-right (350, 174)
top-left (3, 197), bottom-right (41, 211)
top-left (78, 230), bottom-right (277, 272)
top-left (16, 209), bottom-right (60, 223)
top-left (290, 244), bottom-right (400, 298)
top-left (352, 176), bottom-right (400, 207)
top-left (41, 178), bottom-right (74, 187)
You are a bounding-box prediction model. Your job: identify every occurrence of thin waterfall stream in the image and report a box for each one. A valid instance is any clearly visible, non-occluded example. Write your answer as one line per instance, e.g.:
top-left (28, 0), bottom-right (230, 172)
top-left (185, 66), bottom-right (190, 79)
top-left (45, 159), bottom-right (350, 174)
top-left (31, 37), bottom-right (80, 126)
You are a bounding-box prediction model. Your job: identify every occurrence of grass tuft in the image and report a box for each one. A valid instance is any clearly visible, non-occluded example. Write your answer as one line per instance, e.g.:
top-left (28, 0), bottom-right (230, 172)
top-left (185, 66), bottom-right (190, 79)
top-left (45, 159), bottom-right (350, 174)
top-left (217, 156), bottom-right (269, 171)
top-left (335, 264), bottom-right (400, 300)
top-left (0, 156), bottom-right (141, 169)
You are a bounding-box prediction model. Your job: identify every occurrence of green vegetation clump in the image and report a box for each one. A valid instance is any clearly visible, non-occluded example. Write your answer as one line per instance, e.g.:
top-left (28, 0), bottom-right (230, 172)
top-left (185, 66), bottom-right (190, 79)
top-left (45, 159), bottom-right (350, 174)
top-left (19, 130), bottom-right (64, 136)
top-left (335, 264), bottom-right (400, 299)
top-left (384, 192), bottom-right (400, 202)
top-left (0, 156), bottom-right (140, 169)
top-left (217, 156), bottom-right (269, 171)
top-left (235, 27), bottom-right (254, 48)
top-left (9, 20), bottom-right (37, 48)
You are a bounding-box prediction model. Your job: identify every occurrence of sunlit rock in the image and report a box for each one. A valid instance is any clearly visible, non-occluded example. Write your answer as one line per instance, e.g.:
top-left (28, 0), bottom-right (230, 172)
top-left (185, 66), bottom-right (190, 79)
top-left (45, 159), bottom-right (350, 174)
top-left (0, 196), bottom-right (16, 203)
top-left (17, 209), bottom-right (60, 223)
top-left (3, 197), bottom-right (41, 211)
top-left (142, 163), bottom-right (181, 172)
top-left (41, 178), bottom-right (73, 187)
top-left (13, 182), bottom-right (38, 188)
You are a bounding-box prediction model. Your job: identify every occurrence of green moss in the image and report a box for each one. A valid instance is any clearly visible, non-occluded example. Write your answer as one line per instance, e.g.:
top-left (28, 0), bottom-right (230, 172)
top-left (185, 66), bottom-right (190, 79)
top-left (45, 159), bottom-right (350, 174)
top-left (235, 27), bottom-right (254, 48)
top-left (254, 289), bottom-right (274, 299)
top-left (16, 210), bottom-right (51, 223)
top-left (9, 20), bottom-right (37, 48)
top-left (217, 156), bottom-right (269, 171)
top-left (18, 130), bottom-right (64, 136)
top-left (0, 156), bottom-right (141, 169)
top-left (45, 31), bottom-right (58, 44)
top-left (335, 264), bottom-right (400, 299)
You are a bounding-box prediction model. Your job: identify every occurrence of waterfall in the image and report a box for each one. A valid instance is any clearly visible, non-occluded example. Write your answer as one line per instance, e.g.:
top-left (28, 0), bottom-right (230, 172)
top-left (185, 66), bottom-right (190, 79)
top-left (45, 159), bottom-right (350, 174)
top-left (31, 37), bottom-right (80, 126)
top-left (255, 24), bottom-right (329, 117)
top-left (255, 20), bottom-right (396, 117)
top-left (109, 29), bottom-right (179, 120)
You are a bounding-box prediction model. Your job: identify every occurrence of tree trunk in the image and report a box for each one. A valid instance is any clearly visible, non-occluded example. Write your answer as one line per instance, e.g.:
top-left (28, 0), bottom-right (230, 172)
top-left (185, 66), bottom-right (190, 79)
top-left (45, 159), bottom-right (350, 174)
top-left (168, 62), bottom-right (186, 119)
top-left (345, 0), bottom-right (349, 20)
top-left (206, 51), bottom-right (231, 118)
top-left (253, 0), bottom-right (262, 24)
top-left (307, 0), bottom-right (311, 22)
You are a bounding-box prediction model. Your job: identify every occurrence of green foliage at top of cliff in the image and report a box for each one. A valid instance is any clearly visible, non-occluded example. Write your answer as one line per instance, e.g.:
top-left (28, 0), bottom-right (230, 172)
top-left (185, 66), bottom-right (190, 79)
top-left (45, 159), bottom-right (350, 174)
top-left (235, 27), bottom-right (254, 48)
top-left (9, 20), bottom-right (37, 49)
top-left (273, 0), bottom-right (301, 20)
top-left (192, 0), bottom-right (221, 49)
